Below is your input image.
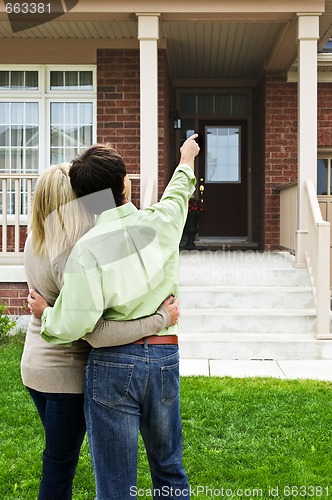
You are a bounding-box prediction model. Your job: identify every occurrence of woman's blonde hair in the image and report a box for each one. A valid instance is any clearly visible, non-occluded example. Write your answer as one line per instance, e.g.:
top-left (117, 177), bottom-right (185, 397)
top-left (30, 163), bottom-right (94, 260)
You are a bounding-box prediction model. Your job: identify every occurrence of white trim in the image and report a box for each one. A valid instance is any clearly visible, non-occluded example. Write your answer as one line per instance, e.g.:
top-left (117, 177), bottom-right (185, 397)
top-left (137, 14), bottom-right (159, 207)
top-left (0, 265), bottom-right (26, 282)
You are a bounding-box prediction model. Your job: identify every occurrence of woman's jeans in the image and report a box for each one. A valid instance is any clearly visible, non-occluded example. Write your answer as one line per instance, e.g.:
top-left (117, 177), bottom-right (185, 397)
top-left (84, 343), bottom-right (190, 500)
top-left (27, 388), bottom-right (86, 500)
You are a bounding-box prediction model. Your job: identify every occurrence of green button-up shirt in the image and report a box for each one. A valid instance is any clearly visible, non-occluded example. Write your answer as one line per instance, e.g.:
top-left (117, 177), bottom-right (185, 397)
top-left (41, 164), bottom-right (196, 344)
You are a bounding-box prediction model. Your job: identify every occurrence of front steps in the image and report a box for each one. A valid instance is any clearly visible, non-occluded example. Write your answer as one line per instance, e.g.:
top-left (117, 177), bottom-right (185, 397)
top-left (178, 250), bottom-right (332, 360)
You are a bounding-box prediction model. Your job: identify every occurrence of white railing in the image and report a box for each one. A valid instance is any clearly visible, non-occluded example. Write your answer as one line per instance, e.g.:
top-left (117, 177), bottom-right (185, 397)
top-left (305, 179), bottom-right (331, 338)
top-left (279, 179), bottom-right (331, 338)
top-left (0, 173), bottom-right (39, 264)
top-left (279, 181), bottom-right (297, 252)
top-left (141, 177), bottom-right (156, 209)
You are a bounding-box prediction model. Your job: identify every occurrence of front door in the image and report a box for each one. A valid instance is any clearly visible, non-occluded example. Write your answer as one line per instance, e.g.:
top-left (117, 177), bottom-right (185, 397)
top-left (198, 120), bottom-right (248, 238)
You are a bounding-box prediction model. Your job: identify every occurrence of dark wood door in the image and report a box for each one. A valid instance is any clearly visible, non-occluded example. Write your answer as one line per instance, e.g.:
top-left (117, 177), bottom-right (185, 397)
top-left (198, 120), bottom-right (248, 237)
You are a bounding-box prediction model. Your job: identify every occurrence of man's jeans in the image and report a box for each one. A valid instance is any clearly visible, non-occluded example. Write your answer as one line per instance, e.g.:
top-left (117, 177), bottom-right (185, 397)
top-left (27, 388), bottom-right (86, 500)
top-left (84, 343), bottom-right (190, 500)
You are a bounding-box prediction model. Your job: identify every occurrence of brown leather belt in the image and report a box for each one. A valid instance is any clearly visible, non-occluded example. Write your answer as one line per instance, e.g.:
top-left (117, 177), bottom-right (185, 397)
top-left (133, 335), bottom-right (178, 345)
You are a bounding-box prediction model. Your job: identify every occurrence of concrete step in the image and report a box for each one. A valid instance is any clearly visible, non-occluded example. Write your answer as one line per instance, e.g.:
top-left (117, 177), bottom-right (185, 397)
top-left (179, 308), bottom-right (317, 334)
top-left (179, 285), bottom-right (314, 310)
top-left (178, 333), bottom-right (332, 360)
top-left (177, 250), bottom-right (325, 360)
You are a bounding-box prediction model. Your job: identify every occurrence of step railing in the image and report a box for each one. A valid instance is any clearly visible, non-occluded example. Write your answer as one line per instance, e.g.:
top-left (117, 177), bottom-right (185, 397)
top-left (280, 179), bottom-right (331, 338)
top-left (305, 179), bottom-right (331, 338)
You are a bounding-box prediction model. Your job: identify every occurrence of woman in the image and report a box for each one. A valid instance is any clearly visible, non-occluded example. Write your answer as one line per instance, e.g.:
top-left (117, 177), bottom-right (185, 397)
top-left (21, 163), bottom-right (179, 500)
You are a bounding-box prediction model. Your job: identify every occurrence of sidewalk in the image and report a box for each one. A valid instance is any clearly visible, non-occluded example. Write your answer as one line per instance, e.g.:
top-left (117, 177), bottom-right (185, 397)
top-left (180, 359), bottom-right (332, 381)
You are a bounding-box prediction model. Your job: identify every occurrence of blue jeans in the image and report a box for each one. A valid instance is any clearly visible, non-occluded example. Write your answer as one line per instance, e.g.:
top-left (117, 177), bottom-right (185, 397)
top-left (27, 388), bottom-right (86, 500)
top-left (84, 343), bottom-right (189, 500)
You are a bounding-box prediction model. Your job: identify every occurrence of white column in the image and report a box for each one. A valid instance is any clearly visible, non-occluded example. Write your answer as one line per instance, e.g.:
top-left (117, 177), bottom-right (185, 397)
top-left (295, 14), bottom-right (320, 267)
top-left (137, 13), bottom-right (160, 208)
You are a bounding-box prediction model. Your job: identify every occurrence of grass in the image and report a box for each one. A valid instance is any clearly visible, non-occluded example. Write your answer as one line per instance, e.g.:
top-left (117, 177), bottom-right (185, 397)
top-left (1, 334), bottom-right (332, 499)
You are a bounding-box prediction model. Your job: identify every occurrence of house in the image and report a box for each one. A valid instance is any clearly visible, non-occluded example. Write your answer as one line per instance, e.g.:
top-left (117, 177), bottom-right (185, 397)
top-left (1, 0), bottom-right (332, 355)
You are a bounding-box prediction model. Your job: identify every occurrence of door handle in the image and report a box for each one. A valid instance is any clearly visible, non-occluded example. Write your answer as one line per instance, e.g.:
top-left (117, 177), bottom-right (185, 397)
top-left (199, 178), bottom-right (205, 201)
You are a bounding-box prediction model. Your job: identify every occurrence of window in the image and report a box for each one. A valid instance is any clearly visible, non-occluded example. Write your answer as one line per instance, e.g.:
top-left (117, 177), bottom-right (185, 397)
top-left (205, 126), bottom-right (241, 183)
top-left (0, 65), bottom-right (96, 215)
top-left (179, 93), bottom-right (249, 117)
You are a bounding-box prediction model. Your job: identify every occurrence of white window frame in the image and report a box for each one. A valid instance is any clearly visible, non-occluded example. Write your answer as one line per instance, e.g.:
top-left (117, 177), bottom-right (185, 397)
top-left (0, 64), bottom-right (96, 222)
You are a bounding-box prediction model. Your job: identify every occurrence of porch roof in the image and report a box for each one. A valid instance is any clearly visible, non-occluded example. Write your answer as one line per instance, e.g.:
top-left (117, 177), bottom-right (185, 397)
top-left (0, 0), bottom-right (330, 83)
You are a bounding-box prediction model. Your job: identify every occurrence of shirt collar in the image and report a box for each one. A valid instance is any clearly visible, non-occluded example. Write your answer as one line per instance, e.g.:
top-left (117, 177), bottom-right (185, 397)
top-left (94, 202), bottom-right (138, 226)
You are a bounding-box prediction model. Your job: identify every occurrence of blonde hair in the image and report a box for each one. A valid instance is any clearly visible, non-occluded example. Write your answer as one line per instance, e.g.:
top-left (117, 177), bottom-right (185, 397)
top-left (30, 163), bottom-right (94, 260)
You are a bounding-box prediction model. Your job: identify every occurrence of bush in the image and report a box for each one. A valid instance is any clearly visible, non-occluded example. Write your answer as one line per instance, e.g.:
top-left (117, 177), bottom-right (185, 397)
top-left (0, 303), bottom-right (16, 339)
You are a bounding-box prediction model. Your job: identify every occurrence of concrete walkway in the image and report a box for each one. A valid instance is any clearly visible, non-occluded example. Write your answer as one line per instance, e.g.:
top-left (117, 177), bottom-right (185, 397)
top-left (180, 358), bottom-right (332, 381)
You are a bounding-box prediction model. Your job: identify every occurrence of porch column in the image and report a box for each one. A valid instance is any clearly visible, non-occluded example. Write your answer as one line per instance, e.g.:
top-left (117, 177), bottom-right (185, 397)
top-left (137, 13), bottom-right (160, 208)
top-left (295, 13), bottom-right (320, 267)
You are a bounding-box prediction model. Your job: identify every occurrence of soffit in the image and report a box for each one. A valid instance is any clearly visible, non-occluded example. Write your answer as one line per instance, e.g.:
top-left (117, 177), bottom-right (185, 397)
top-left (0, 0), bottom-right (330, 81)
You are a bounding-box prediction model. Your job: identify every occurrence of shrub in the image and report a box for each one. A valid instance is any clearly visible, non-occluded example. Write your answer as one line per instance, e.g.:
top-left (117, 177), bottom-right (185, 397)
top-left (0, 303), bottom-right (16, 339)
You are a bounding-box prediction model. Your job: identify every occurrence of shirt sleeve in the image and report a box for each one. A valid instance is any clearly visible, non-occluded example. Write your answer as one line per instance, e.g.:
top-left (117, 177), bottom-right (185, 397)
top-left (82, 307), bottom-right (169, 348)
top-left (40, 255), bottom-right (104, 344)
top-left (144, 164), bottom-right (197, 239)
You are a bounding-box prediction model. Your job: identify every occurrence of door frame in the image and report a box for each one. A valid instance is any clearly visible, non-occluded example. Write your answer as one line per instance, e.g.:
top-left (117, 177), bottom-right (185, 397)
top-left (175, 88), bottom-right (253, 243)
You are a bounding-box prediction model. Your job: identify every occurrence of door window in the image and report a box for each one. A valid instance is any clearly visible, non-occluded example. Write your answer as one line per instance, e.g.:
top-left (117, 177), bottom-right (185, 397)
top-left (206, 126), bottom-right (241, 183)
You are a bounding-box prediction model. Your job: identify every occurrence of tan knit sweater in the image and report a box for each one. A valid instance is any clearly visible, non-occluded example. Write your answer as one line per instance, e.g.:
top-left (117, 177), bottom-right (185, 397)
top-left (21, 234), bottom-right (169, 393)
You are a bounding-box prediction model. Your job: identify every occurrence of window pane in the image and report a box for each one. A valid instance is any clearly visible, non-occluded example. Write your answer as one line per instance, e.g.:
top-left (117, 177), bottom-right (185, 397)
top-left (50, 148), bottom-right (62, 164)
top-left (65, 103), bottom-right (78, 124)
top-left (81, 125), bottom-right (92, 146)
top-left (180, 95), bottom-right (196, 115)
top-left (26, 126), bottom-right (39, 146)
top-left (79, 71), bottom-right (93, 90)
top-left (65, 71), bottom-right (78, 89)
top-left (0, 102), bottom-right (9, 122)
top-left (80, 102), bottom-right (93, 123)
top-left (206, 126), bottom-right (240, 183)
top-left (198, 95), bottom-right (213, 115)
top-left (25, 149), bottom-right (39, 173)
top-left (25, 71), bottom-right (38, 90)
top-left (64, 126), bottom-right (78, 146)
top-left (232, 95), bottom-right (248, 115)
top-left (0, 71), bottom-right (9, 89)
top-left (11, 71), bottom-right (24, 89)
top-left (50, 70), bottom-right (93, 91)
top-left (11, 149), bottom-right (23, 173)
top-left (215, 95), bottom-right (231, 115)
top-left (0, 102), bottom-right (39, 174)
top-left (11, 103), bottom-right (24, 124)
top-left (11, 126), bottom-right (24, 146)
top-left (317, 159), bottom-right (328, 195)
top-left (51, 102), bottom-right (64, 124)
top-left (26, 102), bottom-right (39, 123)
top-left (50, 100), bottom-right (94, 166)
top-left (50, 71), bottom-right (64, 89)
top-left (0, 148), bottom-right (10, 173)
top-left (51, 126), bottom-right (64, 147)
top-left (0, 126), bottom-right (10, 147)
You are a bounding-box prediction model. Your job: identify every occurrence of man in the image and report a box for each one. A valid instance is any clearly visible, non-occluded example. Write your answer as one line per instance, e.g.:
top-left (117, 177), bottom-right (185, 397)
top-left (28, 134), bottom-right (199, 499)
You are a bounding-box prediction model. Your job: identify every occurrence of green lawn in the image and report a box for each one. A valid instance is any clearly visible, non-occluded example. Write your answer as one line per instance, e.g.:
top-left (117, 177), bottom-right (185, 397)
top-left (1, 334), bottom-right (332, 499)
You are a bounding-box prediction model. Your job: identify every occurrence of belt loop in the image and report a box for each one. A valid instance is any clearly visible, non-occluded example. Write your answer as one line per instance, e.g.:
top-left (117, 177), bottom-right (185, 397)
top-left (143, 337), bottom-right (148, 348)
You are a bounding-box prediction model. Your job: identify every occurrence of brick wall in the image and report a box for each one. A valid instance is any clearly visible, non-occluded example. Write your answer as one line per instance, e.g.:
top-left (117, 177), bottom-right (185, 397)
top-left (264, 71), bottom-right (298, 249)
top-left (264, 74), bottom-right (332, 250)
top-left (97, 48), bottom-right (172, 205)
top-left (0, 282), bottom-right (29, 316)
top-left (318, 82), bottom-right (332, 146)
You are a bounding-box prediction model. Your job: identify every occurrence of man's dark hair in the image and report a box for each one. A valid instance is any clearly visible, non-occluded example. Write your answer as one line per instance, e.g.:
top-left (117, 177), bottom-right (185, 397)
top-left (69, 144), bottom-right (127, 214)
